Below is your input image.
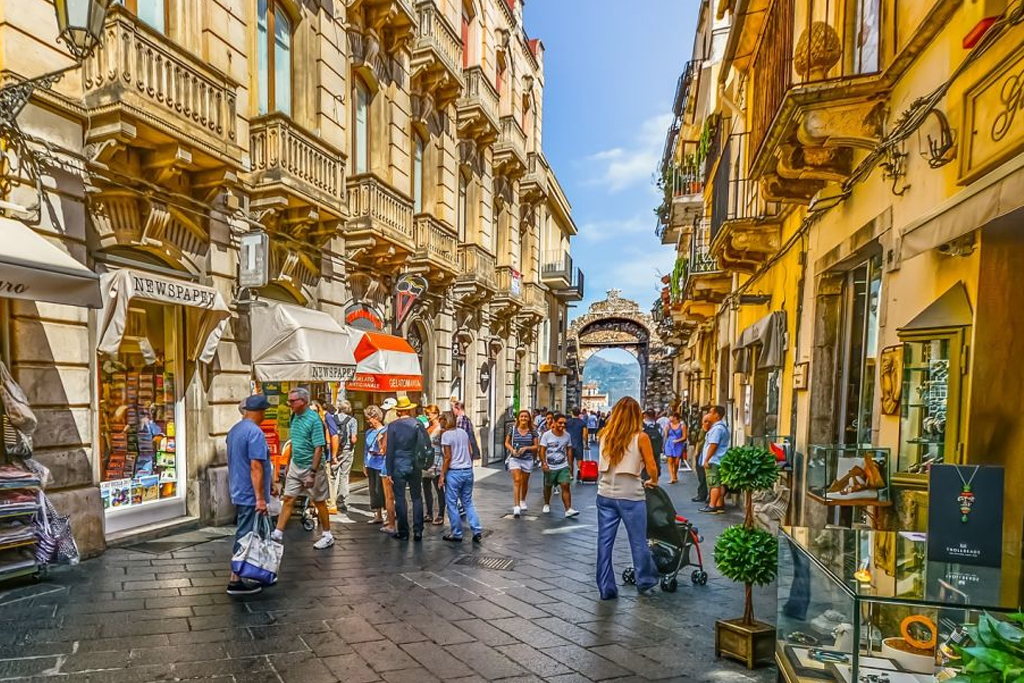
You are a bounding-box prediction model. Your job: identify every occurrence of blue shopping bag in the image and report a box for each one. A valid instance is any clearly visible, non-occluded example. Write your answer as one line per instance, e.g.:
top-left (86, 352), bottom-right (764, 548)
top-left (230, 515), bottom-right (283, 585)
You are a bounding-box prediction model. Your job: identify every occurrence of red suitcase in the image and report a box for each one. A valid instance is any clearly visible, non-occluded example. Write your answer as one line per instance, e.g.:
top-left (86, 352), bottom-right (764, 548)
top-left (577, 458), bottom-right (598, 484)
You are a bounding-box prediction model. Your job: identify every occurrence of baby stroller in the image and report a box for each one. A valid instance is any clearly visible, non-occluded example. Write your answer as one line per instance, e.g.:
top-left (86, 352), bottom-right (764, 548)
top-left (622, 485), bottom-right (708, 592)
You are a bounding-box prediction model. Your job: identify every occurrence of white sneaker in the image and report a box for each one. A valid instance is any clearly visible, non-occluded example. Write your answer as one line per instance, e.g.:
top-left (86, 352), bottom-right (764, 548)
top-left (565, 508), bottom-right (580, 518)
top-left (519, 502), bottom-right (528, 512)
top-left (313, 533), bottom-right (334, 550)
top-left (270, 529), bottom-right (284, 542)
top-left (542, 504), bottom-right (551, 514)
top-left (513, 505), bottom-right (521, 518)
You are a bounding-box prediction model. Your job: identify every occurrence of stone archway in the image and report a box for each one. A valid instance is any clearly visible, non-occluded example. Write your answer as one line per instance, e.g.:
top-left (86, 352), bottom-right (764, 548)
top-left (568, 289), bottom-right (670, 409)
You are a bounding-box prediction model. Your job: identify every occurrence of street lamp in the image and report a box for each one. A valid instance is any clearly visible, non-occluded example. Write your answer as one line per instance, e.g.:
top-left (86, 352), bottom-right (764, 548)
top-left (54, 0), bottom-right (113, 61)
top-left (0, 0), bottom-right (111, 125)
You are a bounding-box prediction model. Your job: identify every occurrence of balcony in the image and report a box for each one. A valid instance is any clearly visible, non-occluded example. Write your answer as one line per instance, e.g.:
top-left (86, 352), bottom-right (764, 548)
top-left (521, 153), bottom-right (549, 203)
top-left (492, 265), bottom-right (525, 316)
top-left (519, 281), bottom-right (548, 322)
top-left (708, 134), bottom-right (781, 273)
top-left (409, 214), bottom-right (460, 285)
top-left (657, 140), bottom-right (705, 245)
top-left (672, 59), bottom-right (703, 120)
top-left (457, 66), bottom-right (500, 146)
top-left (345, 174), bottom-right (416, 266)
top-left (454, 243), bottom-right (497, 304)
top-left (249, 113), bottom-right (346, 220)
top-left (684, 216), bottom-right (730, 305)
top-left (411, 0), bottom-right (464, 110)
top-left (541, 250), bottom-right (572, 289)
top-left (561, 268), bottom-right (585, 303)
top-left (493, 116), bottom-right (529, 178)
top-left (739, 0), bottom-right (961, 202)
top-left (82, 4), bottom-right (242, 172)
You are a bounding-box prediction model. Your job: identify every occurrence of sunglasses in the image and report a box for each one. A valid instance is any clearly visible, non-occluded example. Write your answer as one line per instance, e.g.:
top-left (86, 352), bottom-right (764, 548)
top-left (287, 398), bottom-right (305, 404)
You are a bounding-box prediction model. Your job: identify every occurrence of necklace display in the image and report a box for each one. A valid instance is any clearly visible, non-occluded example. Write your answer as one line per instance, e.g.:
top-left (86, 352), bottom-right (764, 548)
top-left (953, 465), bottom-right (980, 523)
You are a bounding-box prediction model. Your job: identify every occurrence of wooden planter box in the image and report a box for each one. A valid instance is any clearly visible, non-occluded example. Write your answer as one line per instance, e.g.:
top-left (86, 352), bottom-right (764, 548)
top-left (715, 618), bottom-right (776, 669)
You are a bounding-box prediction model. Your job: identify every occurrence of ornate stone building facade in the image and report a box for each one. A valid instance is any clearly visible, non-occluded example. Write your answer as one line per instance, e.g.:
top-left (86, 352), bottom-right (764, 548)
top-left (0, 0), bottom-right (581, 555)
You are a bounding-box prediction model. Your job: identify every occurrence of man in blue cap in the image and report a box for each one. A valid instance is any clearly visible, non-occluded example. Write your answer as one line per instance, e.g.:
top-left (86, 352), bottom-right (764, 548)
top-left (226, 394), bottom-right (272, 595)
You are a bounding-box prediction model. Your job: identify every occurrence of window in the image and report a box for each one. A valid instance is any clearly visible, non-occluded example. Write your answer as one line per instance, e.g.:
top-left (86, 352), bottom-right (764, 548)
top-left (837, 254), bottom-right (883, 445)
top-left (496, 64), bottom-right (506, 96)
top-left (116, 0), bottom-right (167, 33)
top-left (353, 79), bottom-right (370, 174)
top-left (461, 9), bottom-right (471, 67)
top-left (257, 0), bottom-right (293, 116)
top-left (412, 133), bottom-right (425, 213)
top-left (457, 174), bottom-right (468, 242)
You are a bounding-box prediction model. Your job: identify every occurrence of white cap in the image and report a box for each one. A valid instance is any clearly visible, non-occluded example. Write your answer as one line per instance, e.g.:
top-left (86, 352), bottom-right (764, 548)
top-left (381, 398), bottom-right (397, 410)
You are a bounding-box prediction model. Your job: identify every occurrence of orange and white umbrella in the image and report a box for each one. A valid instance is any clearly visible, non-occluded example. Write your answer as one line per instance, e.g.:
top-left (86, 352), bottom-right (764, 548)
top-left (346, 331), bottom-right (423, 392)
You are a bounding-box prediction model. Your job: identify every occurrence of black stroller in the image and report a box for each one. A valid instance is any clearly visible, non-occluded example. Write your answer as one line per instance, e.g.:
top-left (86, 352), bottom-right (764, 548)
top-left (622, 485), bottom-right (708, 592)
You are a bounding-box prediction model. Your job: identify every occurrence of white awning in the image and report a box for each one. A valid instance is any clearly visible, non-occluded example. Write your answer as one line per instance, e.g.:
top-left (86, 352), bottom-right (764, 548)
top-left (0, 217), bottom-right (101, 307)
top-left (251, 301), bottom-right (359, 382)
top-left (97, 269), bottom-right (231, 364)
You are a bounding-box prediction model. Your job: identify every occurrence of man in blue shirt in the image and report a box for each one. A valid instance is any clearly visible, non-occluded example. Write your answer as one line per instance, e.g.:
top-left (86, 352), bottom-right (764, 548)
top-left (565, 407), bottom-right (588, 460)
top-left (700, 405), bottom-right (731, 515)
top-left (226, 394), bottom-right (272, 595)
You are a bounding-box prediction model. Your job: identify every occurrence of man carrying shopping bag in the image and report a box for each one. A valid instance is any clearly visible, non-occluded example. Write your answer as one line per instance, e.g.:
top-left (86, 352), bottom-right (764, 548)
top-left (226, 394), bottom-right (277, 595)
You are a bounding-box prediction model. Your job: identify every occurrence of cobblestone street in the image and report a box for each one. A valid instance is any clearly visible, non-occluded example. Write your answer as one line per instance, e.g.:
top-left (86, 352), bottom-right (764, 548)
top-left (0, 465), bottom-right (776, 683)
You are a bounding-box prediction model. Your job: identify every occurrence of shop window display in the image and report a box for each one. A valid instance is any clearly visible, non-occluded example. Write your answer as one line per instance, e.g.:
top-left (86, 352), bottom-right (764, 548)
top-left (898, 338), bottom-right (959, 479)
top-left (98, 303), bottom-right (181, 514)
top-left (807, 446), bottom-right (890, 504)
top-left (777, 527), bottom-right (1018, 683)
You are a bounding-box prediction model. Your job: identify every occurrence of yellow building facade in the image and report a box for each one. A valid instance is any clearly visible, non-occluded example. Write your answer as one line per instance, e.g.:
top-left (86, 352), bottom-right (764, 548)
top-left (661, 0), bottom-right (1024, 551)
top-left (0, 0), bottom-right (581, 554)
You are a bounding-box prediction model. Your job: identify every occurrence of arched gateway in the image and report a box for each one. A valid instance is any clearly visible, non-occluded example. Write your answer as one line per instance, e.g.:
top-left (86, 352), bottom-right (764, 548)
top-left (567, 290), bottom-right (675, 410)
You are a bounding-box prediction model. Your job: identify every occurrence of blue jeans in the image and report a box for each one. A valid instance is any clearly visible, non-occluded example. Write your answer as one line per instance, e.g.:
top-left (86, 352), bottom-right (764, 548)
top-left (445, 469), bottom-right (482, 538)
top-left (391, 462), bottom-right (424, 537)
top-left (233, 504), bottom-right (259, 555)
top-left (596, 494), bottom-right (658, 598)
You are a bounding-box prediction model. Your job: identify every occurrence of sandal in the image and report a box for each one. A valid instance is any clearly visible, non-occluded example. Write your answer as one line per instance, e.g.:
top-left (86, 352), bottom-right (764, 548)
top-left (432, 517), bottom-right (444, 526)
top-left (368, 518), bottom-right (383, 525)
top-left (442, 534), bottom-right (463, 543)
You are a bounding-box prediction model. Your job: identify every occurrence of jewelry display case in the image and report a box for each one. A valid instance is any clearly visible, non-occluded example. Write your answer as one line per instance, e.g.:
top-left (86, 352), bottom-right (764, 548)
top-left (895, 331), bottom-right (966, 487)
top-left (777, 527), bottom-right (1018, 683)
top-left (806, 446), bottom-right (890, 505)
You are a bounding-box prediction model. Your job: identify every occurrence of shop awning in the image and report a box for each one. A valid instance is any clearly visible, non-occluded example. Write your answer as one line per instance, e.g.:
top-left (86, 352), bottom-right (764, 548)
top-left (0, 217), bottom-right (101, 308)
top-left (734, 311), bottom-right (787, 373)
top-left (251, 302), bottom-right (359, 382)
top-left (346, 331), bottom-right (423, 392)
top-left (97, 269), bottom-right (231, 364)
top-left (901, 153), bottom-right (1024, 260)
top-left (898, 282), bottom-right (973, 333)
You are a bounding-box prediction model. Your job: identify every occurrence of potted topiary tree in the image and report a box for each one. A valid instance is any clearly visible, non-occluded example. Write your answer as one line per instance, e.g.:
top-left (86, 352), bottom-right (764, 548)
top-left (713, 444), bottom-right (781, 669)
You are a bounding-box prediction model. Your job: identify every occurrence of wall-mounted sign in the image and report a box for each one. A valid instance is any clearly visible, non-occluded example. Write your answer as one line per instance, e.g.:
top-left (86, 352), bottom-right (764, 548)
top-left (927, 464), bottom-right (1004, 567)
top-left (394, 273), bottom-right (428, 333)
top-left (479, 362), bottom-right (492, 393)
top-left (793, 362), bottom-right (809, 390)
top-left (345, 302), bottom-right (384, 331)
top-left (238, 231), bottom-right (269, 289)
top-left (961, 43), bottom-right (1024, 182)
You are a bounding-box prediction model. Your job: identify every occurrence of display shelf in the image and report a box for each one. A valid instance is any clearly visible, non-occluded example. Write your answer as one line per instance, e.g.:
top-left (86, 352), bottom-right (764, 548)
top-left (778, 527), bottom-right (1019, 683)
top-left (0, 482), bottom-right (44, 584)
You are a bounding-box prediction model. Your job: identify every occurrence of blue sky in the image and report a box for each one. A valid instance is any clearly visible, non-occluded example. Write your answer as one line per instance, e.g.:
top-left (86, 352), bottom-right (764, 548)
top-left (524, 1), bottom-right (697, 321)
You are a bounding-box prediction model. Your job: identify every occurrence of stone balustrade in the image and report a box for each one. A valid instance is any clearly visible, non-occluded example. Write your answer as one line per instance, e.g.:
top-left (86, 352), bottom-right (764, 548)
top-left (250, 113), bottom-right (345, 207)
top-left (346, 175), bottom-right (415, 247)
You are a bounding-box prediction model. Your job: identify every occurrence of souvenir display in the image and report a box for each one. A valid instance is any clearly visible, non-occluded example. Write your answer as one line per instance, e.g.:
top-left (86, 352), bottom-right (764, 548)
top-left (776, 527), bottom-right (1021, 683)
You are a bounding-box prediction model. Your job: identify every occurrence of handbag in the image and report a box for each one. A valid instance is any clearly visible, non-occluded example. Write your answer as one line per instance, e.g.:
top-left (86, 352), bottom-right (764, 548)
top-left (36, 493), bottom-right (79, 566)
top-left (231, 515), bottom-right (283, 585)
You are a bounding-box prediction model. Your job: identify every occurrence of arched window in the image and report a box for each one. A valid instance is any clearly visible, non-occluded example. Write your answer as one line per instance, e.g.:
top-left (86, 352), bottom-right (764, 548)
top-left (116, 0), bottom-right (167, 34)
top-left (257, 0), bottom-right (293, 115)
top-left (412, 132), bottom-right (425, 213)
top-left (457, 173), bottom-right (469, 242)
top-left (353, 79), bottom-right (371, 174)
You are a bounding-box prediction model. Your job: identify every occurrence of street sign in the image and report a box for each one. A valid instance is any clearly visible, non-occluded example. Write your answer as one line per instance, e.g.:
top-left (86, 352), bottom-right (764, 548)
top-left (238, 231), bottom-right (269, 289)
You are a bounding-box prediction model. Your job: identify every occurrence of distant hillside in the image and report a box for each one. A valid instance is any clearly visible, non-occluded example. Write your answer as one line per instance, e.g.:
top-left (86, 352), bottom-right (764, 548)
top-left (582, 355), bottom-right (641, 408)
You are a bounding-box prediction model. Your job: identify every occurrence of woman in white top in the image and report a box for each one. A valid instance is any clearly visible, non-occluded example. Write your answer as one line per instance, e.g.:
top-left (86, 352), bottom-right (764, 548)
top-left (596, 396), bottom-right (660, 599)
top-left (439, 411), bottom-right (483, 543)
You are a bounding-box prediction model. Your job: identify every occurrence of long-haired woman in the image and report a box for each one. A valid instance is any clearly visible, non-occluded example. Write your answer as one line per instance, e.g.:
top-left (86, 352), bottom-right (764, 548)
top-left (424, 403), bottom-right (445, 525)
top-left (504, 409), bottom-right (538, 518)
top-left (596, 396), bottom-right (660, 599)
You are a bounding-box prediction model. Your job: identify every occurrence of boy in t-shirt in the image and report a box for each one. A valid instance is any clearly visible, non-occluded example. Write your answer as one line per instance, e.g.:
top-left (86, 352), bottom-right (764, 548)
top-left (538, 414), bottom-right (579, 518)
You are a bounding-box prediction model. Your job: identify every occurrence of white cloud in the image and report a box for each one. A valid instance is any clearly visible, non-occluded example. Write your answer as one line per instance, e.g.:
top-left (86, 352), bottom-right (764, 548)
top-left (583, 112), bottom-right (673, 193)
top-left (578, 213), bottom-right (652, 243)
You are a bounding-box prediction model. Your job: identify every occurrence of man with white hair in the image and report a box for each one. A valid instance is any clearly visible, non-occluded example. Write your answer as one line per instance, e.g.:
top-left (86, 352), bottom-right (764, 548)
top-left (272, 387), bottom-right (334, 549)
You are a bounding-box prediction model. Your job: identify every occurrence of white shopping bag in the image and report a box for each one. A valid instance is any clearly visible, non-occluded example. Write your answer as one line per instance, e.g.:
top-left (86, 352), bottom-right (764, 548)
top-left (268, 495), bottom-right (282, 517)
top-left (231, 515), bottom-right (283, 585)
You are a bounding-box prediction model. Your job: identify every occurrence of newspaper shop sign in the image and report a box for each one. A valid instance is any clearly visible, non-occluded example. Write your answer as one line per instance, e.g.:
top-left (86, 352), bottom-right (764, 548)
top-left (131, 274), bottom-right (219, 308)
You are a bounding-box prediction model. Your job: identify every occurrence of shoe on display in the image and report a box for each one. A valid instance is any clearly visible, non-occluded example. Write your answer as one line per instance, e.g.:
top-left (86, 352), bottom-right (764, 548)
top-left (226, 581), bottom-right (262, 596)
top-left (565, 508), bottom-right (580, 518)
top-left (313, 533), bottom-right (335, 550)
top-left (542, 504), bottom-right (551, 514)
top-left (513, 505), bottom-right (521, 518)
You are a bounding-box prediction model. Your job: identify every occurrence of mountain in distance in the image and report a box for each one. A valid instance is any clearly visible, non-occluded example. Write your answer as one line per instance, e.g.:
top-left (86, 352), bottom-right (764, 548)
top-left (582, 354), bottom-right (641, 407)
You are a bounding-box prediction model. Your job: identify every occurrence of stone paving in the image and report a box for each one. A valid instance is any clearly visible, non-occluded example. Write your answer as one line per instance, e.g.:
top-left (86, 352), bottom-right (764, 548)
top-left (0, 462), bottom-right (777, 683)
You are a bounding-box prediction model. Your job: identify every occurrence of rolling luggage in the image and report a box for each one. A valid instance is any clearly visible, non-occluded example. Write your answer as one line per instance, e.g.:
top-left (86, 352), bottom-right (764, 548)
top-left (577, 456), bottom-right (598, 484)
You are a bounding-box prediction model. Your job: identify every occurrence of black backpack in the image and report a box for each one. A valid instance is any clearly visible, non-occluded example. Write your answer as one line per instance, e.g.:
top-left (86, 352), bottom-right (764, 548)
top-left (414, 423), bottom-right (434, 471)
top-left (643, 423), bottom-right (664, 458)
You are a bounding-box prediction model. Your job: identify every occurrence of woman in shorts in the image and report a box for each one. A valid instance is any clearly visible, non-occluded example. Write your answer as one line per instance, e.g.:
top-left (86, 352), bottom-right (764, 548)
top-left (504, 409), bottom-right (538, 519)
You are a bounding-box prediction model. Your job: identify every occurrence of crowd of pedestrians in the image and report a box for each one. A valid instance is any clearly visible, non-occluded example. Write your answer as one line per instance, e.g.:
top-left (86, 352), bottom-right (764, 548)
top-left (225, 387), bottom-right (731, 598)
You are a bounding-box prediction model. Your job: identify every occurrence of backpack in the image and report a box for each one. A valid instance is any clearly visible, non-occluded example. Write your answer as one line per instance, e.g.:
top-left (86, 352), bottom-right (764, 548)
top-left (414, 423), bottom-right (434, 471)
top-left (643, 422), bottom-right (664, 458)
